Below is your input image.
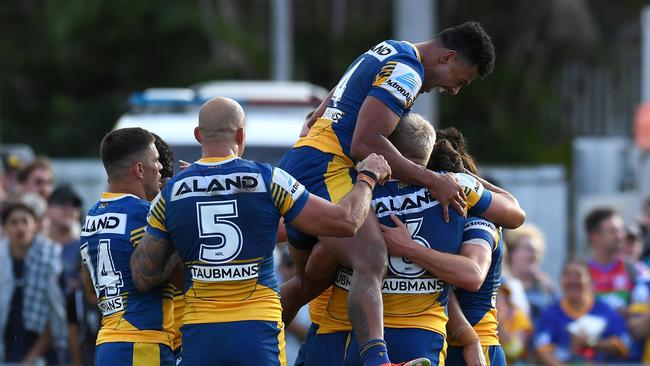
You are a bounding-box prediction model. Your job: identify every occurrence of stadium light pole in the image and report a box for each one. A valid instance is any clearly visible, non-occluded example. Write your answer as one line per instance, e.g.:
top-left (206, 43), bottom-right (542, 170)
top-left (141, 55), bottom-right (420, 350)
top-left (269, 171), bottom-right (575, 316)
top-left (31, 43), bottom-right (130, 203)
top-left (394, 0), bottom-right (437, 125)
top-left (271, 0), bottom-right (292, 81)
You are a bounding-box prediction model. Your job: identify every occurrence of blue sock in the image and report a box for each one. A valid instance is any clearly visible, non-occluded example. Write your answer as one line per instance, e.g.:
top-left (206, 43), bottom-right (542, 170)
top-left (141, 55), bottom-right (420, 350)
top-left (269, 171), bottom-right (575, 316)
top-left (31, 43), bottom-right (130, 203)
top-left (360, 338), bottom-right (391, 366)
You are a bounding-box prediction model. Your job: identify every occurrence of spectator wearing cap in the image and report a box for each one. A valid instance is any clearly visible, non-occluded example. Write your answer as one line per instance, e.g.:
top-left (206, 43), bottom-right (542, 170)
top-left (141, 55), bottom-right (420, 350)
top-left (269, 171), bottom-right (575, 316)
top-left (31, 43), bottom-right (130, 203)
top-left (0, 203), bottom-right (67, 364)
top-left (46, 185), bottom-right (83, 293)
top-left (506, 224), bottom-right (559, 325)
top-left (18, 157), bottom-right (54, 200)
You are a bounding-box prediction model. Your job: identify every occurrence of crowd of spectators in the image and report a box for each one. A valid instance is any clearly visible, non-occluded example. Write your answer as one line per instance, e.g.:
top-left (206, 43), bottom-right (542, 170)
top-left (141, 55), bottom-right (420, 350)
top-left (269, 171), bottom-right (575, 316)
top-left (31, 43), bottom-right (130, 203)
top-left (3, 148), bottom-right (650, 366)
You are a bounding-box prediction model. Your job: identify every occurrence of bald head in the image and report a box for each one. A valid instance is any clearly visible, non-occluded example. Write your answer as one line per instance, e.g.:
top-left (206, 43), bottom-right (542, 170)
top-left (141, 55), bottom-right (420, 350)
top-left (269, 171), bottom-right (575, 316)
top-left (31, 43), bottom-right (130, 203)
top-left (198, 97), bottom-right (245, 140)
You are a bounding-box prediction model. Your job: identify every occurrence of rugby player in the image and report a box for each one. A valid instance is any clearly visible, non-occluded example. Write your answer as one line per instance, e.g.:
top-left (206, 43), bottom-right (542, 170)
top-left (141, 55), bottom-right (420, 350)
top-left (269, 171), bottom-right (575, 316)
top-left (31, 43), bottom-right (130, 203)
top-left (80, 128), bottom-right (175, 366)
top-left (381, 131), bottom-right (513, 366)
top-left (311, 116), bottom-right (523, 365)
top-left (152, 133), bottom-right (185, 359)
top-left (280, 21), bottom-right (495, 366)
top-left (129, 97), bottom-right (392, 365)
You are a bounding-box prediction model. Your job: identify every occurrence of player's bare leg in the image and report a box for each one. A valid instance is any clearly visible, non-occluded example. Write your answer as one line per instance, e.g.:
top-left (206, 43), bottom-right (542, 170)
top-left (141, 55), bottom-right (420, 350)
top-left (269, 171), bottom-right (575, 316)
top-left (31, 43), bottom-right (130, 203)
top-left (319, 209), bottom-right (395, 365)
top-left (280, 246), bottom-right (334, 324)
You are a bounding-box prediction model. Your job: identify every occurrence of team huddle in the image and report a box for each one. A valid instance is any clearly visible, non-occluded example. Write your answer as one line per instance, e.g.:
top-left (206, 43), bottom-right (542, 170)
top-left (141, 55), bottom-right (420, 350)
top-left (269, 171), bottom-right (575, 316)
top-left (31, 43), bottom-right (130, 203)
top-left (80, 22), bottom-right (526, 366)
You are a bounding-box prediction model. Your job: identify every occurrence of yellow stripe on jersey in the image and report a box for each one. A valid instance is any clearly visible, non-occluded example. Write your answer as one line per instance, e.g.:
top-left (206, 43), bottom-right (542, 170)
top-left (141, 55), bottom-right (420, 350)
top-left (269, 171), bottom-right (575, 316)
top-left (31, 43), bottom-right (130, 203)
top-left (277, 321), bottom-right (288, 366)
top-left (96, 305), bottom-right (174, 347)
top-left (450, 307), bottom-right (500, 346)
top-left (133, 343), bottom-right (160, 366)
top-left (629, 303), bottom-right (650, 314)
top-left (372, 62), bottom-right (397, 86)
top-left (183, 279), bottom-right (282, 325)
top-left (147, 210), bottom-right (167, 233)
top-left (131, 227), bottom-right (145, 236)
top-left (293, 118), bottom-right (349, 158)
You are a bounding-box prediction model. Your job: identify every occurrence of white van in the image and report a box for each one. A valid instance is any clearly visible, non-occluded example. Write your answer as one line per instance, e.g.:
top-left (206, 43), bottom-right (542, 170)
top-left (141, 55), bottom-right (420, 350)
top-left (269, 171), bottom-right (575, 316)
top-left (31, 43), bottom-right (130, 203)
top-left (115, 80), bottom-right (328, 166)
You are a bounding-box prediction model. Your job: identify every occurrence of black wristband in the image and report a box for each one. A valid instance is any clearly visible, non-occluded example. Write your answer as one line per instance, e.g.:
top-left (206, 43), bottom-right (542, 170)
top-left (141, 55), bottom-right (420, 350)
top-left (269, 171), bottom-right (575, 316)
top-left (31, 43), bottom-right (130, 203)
top-left (357, 170), bottom-right (378, 185)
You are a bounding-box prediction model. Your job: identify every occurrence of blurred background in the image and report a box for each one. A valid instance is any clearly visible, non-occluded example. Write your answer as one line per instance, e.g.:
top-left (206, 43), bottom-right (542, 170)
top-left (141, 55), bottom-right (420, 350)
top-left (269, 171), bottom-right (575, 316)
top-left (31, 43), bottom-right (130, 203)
top-left (4, 0), bottom-right (650, 365)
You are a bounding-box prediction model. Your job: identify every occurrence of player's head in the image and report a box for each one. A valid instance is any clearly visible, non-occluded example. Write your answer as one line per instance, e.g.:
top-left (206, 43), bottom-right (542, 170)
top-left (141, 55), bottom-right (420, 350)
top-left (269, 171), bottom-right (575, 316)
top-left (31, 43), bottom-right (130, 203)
top-left (427, 139), bottom-right (464, 173)
top-left (100, 127), bottom-right (162, 201)
top-left (561, 259), bottom-right (592, 302)
top-left (18, 157), bottom-right (54, 200)
top-left (585, 207), bottom-right (624, 257)
top-left (1, 202), bottom-right (37, 248)
top-left (196, 97), bottom-right (246, 157)
top-left (435, 127), bottom-right (478, 174)
top-left (388, 113), bottom-right (436, 167)
top-left (422, 21), bottom-right (495, 95)
top-left (152, 133), bottom-right (175, 188)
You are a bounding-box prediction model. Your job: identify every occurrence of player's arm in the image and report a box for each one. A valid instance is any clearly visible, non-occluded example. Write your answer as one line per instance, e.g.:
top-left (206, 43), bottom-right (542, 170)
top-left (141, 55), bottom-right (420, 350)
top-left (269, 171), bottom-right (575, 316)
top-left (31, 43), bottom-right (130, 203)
top-left (130, 233), bottom-right (181, 292)
top-left (288, 153), bottom-right (391, 237)
top-left (467, 172), bottom-right (526, 229)
top-left (351, 96), bottom-right (465, 221)
top-left (380, 214), bottom-right (491, 291)
top-left (447, 291), bottom-right (486, 366)
top-left (300, 88), bottom-right (335, 136)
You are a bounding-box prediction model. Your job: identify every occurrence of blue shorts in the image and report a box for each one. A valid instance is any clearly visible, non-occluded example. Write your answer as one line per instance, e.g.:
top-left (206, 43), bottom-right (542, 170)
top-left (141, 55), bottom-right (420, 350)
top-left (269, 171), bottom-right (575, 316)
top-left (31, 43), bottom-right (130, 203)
top-left (294, 323), bottom-right (319, 366)
top-left (95, 342), bottom-right (174, 366)
top-left (344, 328), bottom-right (446, 366)
top-left (179, 320), bottom-right (286, 365)
top-left (304, 329), bottom-right (351, 366)
top-left (446, 345), bottom-right (506, 366)
top-left (279, 146), bottom-right (356, 250)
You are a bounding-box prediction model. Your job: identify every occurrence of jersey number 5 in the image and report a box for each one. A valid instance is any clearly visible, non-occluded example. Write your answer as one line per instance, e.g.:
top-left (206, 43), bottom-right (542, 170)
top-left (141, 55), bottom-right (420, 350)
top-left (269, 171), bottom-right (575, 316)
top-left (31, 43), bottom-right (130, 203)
top-left (197, 200), bottom-right (243, 264)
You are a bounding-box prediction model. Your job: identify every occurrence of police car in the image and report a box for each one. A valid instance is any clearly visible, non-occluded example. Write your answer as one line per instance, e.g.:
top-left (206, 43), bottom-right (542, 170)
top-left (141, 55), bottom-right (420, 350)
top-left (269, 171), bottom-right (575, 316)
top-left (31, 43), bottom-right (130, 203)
top-left (115, 80), bottom-right (328, 166)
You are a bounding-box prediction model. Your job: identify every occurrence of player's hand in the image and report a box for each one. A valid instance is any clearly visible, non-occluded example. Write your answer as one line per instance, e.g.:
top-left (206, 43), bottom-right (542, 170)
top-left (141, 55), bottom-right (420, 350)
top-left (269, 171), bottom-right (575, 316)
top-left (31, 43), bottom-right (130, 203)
top-left (179, 160), bottom-right (191, 170)
top-left (356, 153), bottom-right (391, 184)
top-left (429, 171), bottom-right (466, 223)
top-left (462, 341), bottom-right (487, 366)
top-left (380, 214), bottom-right (416, 258)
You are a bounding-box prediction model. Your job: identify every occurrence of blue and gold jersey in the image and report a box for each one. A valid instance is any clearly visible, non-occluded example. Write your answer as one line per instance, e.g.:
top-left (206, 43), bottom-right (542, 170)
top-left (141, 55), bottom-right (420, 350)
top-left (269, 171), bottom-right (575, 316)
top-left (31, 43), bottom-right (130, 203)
top-left (629, 278), bottom-right (650, 362)
top-left (319, 173), bottom-right (492, 335)
top-left (80, 193), bottom-right (174, 347)
top-left (295, 40), bottom-right (424, 162)
top-left (534, 298), bottom-right (631, 363)
top-left (451, 217), bottom-right (502, 346)
top-left (146, 155), bottom-right (309, 326)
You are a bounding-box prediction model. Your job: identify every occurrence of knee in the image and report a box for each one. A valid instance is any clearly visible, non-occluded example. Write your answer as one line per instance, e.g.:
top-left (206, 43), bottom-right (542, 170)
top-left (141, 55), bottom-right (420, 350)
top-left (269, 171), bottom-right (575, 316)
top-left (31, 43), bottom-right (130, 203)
top-left (352, 245), bottom-right (387, 277)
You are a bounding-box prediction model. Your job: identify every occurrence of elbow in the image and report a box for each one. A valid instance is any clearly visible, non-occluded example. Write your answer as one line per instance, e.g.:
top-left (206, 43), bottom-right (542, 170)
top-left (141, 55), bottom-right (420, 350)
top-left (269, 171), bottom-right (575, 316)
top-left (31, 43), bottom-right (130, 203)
top-left (459, 277), bottom-right (483, 292)
top-left (350, 140), bottom-right (371, 162)
top-left (501, 209), bottom-right (526, 229)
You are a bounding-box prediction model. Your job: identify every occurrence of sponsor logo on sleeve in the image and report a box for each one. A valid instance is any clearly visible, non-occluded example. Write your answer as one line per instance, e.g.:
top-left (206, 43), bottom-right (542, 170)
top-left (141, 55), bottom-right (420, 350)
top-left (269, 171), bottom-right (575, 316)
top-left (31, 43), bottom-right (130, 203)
top-left (374, 62), bottom-right (422, 108)
top-left (365, 41), bottom-right (397, 61)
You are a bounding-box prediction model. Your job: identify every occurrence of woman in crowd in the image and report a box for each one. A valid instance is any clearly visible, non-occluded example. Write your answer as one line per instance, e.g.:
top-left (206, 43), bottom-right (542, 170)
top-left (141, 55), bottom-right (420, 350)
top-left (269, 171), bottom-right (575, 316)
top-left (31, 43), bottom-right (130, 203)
top-left (506, 224), bottom-right (559, 323)
top-left (534, 259), bottom-right (631, 365)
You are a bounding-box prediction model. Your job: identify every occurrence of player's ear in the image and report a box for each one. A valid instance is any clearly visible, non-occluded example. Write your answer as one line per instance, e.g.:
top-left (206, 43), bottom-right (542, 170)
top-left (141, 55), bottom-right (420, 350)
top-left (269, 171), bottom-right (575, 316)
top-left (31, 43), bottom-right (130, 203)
top-left (440, 49), bottom-right (457, 64)
top-left (194, 126), bottom-right (202, 144)
top-left (134, 161), bottom-right (145, 179)
top-left (235, 127), bottom-right (245, 145)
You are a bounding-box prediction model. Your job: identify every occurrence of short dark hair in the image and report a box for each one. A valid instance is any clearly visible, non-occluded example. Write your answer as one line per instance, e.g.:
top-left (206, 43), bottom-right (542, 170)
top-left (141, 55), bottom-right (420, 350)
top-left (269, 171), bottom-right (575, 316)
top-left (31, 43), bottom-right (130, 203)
top-left (436, 127), bottom-right (478, 174)
top-left (1, 202), bottom-right (36, 225)
top-left (17, 157), bottom-right (52, 183)
top-left (585, 207), bottom-right (617, 234)
top-left (438, 21), bottom-right (495, 78)
top-left (100, 128), bottom-right (155, 179)
top-left (152, 133), bottom-right (174, 179)
top-left (427, 140), bottom-right (464, 173)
